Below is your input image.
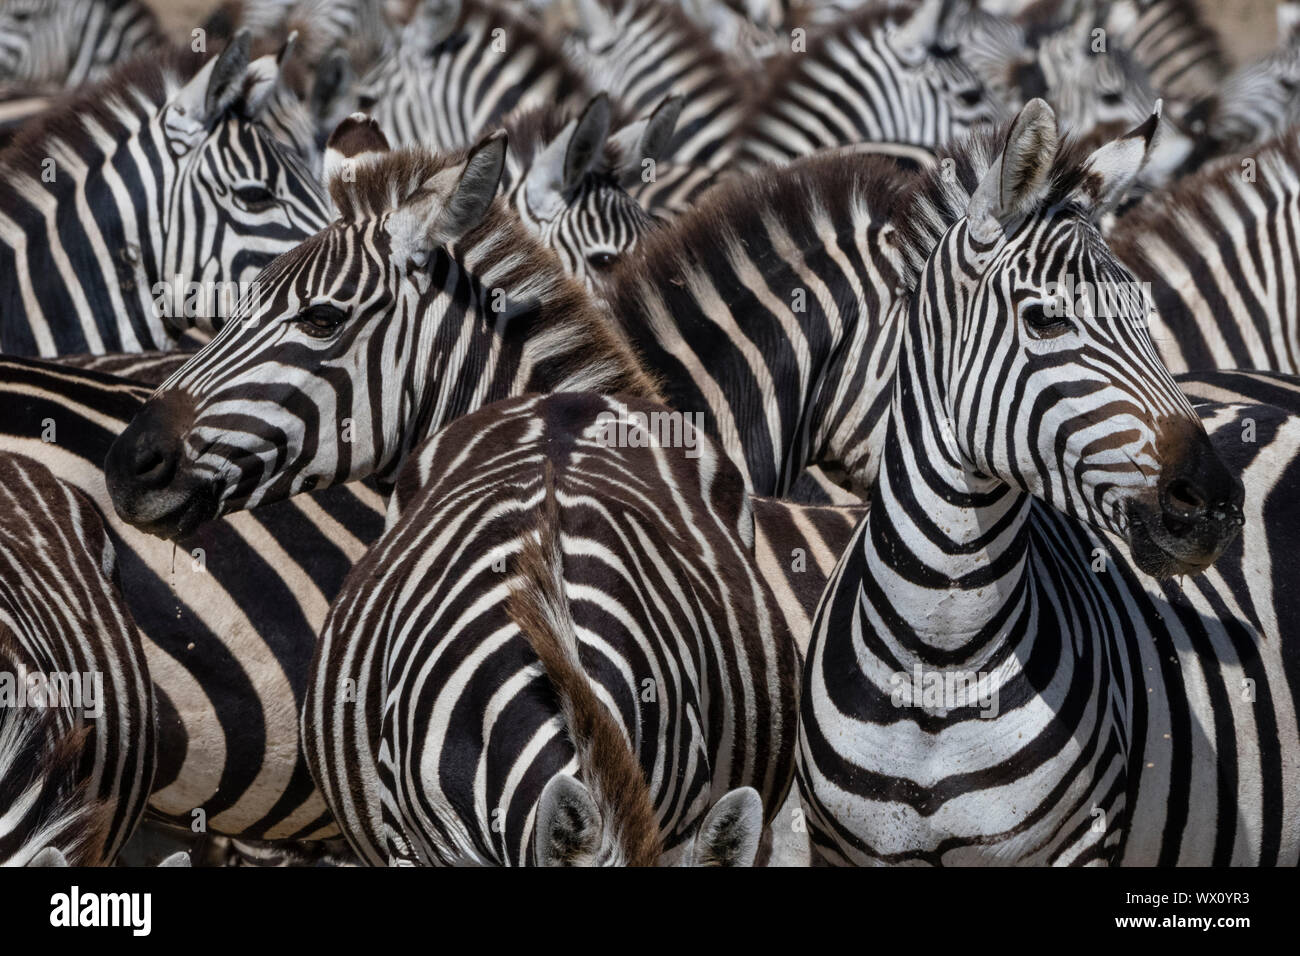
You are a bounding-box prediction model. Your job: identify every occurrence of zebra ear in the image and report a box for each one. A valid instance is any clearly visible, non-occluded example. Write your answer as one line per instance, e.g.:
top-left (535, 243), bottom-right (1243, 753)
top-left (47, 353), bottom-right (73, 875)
top-left (966, 98), bottom-right (1059, 243)
top-left (524, 95), bottom-right (612, 219)
top-left (312, 47), bottom-right (356, 127)
top-left (389, 131), bottom-right (506, 264)
top-left (1281, 1), bottom-right (1300, 45)
top-left (607, 94), bottom-right (684, 185)
top-left (166, 30), bottom-right (252, 145)
top-left (535, 774), bottom-right (604, 866)
top-left (688, 787), bottom-right (763, 867)
top-left (239, 32), bottom-right (297, 120)
top-left (158, 851), bottom-right (192, 867)
top-left (1069, 102), bottom-right (1161, 219)
top-left (26, 847), bottom-right (70, 867)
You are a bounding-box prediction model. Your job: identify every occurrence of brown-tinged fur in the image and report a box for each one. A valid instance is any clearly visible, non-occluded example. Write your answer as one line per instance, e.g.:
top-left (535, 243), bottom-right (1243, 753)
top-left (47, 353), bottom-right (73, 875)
top-left (0, 625), bottom-right (114, 866)
top-left (330, 144), bottom-right (662, 400)
top-left (504, 461), bottom-right (662, 867)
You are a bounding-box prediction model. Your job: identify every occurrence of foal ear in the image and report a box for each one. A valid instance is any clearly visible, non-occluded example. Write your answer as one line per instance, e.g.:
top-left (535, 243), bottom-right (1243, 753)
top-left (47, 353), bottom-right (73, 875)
top-left (26, 847), bottom-right (70, 867)
top-left (388, 131), bottom-right (506, 265)
top-left (1069, 101), bottom-right (1161, 219)
top-left (607, 94), bottom-right (684, 185)
top-left (524, 95), bottom-right (612, 219)
top-left (688, 787), bottom-right (763, 867)
top-left (966, 97), bottom-right (1059, 242)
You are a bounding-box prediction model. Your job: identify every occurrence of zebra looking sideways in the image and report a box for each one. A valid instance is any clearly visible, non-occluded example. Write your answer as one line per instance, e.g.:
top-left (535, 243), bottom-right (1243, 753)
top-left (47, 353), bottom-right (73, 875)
top-left (0, 33), bottom-right (331, 356)
top-left (306, 394), bottom-right (795, 865)
top-left (102, 134), bottom-right (657, 534)
top-left (0, 0), bottom-right (162, 94)
top-left (797, 100), bottom-right (1299, 866)
top-left (0, 452), bottom-right (156, 866)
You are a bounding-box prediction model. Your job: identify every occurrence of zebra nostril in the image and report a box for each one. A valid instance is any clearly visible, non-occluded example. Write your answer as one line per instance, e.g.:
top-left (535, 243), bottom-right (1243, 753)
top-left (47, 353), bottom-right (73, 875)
top-left (132, 443), bottom-right (175, 487)
top-left (1166, 478), bottom-right (1206, 515)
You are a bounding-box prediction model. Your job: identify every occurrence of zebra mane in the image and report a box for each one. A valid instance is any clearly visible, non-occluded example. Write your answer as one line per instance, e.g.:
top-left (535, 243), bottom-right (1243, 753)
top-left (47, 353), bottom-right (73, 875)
top-left (1109, 124), bottom-right (1300, 276)
top-left (505, 461), bottom-right (663, 867)
top-left (897, 125), bottom-right (1101, 276)
top-left (0, 624), bottom-right (111, 867)
top-left (612, 146), bottom-right (920, 306)
top-left (332, 145), bottom-right (660, 399)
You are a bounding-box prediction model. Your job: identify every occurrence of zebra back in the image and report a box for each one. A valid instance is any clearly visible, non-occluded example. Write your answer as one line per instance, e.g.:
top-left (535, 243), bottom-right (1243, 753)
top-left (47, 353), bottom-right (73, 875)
top-left (1110, 125), bottom-right (1300, 374)
top-left (304, 393), bottom-right (794, 865)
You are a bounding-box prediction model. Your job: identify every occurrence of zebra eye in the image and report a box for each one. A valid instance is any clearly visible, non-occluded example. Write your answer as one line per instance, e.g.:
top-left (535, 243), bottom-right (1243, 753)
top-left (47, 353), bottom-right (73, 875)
top-left (234, 185), bottom-right (277, 211)
top-left (957, 88), bottom-right (984, 107)
top-left (927, 43), bottom-right (958, 59)
top-left (295, 304), bottom-right (347, 338)
top-left (1021, 301), bottom-right (1072, 338)
top-left (586, 251), bottom-right (618, 271)
top-left (1100, 90), bottom-right (1124, 106)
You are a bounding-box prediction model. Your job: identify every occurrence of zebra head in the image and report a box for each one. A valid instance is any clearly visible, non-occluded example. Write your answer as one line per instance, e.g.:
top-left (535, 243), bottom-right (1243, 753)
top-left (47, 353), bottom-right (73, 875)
top-left (152, 33), bottom-right (332, 331)
top-left (913, 99), bottom-right (1242, 577)
top-left (107, 134), bottom-right (646, 538)
top-left (507, 93), bottom-right (680, 298)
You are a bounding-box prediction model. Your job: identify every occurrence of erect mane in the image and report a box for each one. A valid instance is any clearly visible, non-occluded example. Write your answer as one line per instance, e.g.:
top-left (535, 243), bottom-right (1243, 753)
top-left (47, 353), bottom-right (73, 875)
top-left (505, 460), bottom-right (662, 867)
top-left (611, 145), bottom-right (922, 303)
top-left (330, 145), bottom-right (659, 399)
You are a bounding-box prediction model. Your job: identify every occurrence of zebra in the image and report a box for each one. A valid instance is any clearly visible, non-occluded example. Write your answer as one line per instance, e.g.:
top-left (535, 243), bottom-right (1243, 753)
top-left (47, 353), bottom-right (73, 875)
top-left (0, 355), bottom-right (388, 841)
top-left (304, 393), bottom-right (795, 865)
top-left (1109, 125), bottom-right (1300, 375)
top-left (0, 33), bottom-right (332, 356)
top-left (103, 135), bottom-right (656, 537)
top-left (795, 98), bottom-right (1298, 866)
top-left (351, 0), bottom-right (593, 152)
top-left (101, 129), bottom-right (923, 521)
top-left (0, 0), bottom-right (163, 94)
top-left (727, 0), bottom-right (1002, 169)
top-left (0, 451), bottom-right (156, 866)
top-left (1102, 0), bottom-right (1227, 103)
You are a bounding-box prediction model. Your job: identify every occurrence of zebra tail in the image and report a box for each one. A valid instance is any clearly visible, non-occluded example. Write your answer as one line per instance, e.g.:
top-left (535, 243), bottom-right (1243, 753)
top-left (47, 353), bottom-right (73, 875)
top-left (504, 460), bottom-right (662, 866)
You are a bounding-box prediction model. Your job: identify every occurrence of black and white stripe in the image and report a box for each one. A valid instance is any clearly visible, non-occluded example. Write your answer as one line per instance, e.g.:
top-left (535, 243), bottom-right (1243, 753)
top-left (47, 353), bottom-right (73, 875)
top-left (0, 451), bottom-right (155, 866)
top-left (0, 35), bottom-right (330, 356)
top-left (796, 99), bottom-right (1297, 866)
top-left (1111, 125), bottom-right (1300, 374)
top-left (0, 0), bottom-right (162, 94)
top-left (0, 356), bottom-right (387, 840)
top-left (305, 393), bottom-right (794, 865)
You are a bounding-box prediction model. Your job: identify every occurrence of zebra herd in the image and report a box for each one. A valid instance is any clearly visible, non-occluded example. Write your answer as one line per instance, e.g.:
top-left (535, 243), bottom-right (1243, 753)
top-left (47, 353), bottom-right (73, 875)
top-left (0, 0), bottom-right (1296, 867)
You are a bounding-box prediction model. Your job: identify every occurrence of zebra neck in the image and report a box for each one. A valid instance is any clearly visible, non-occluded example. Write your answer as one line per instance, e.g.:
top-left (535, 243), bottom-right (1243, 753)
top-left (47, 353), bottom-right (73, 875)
top-left (859, 297), bottom-right (1034, 658)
